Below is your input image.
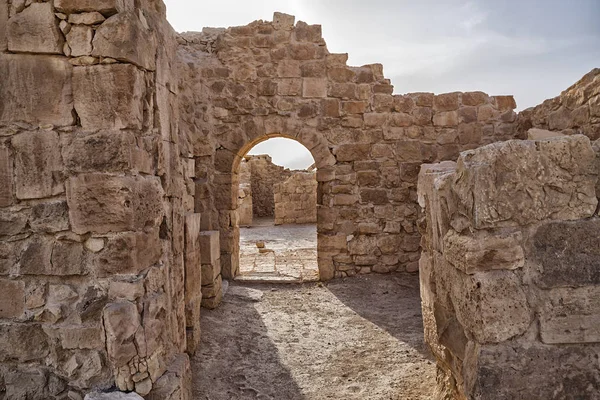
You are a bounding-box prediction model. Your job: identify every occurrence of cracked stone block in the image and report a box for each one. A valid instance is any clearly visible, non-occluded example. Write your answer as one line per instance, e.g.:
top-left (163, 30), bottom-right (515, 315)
top-left (0, 54), bottom-right (74, 126)
top-left (96, 229), bottom-right (162, 277)
top-left (7, 2), bottom-right (63, 54)
top-left (92, 11), bottom-right (157, 71)
top-left (54, 0), bottom-right (133, 15)
top-left (66, 24), bottom-right (93, 57)
top-left (0, 323), bottom-right (48, 362)
top-left (0, 279), bottom-right (25, 318)
top-left (66, 174), bottom-right (164, 235)
top-left (12, 131), bottom-right (64, 200)
top-left (453, 135), bottom-right (598, 229)
top-left (73, 64), bottom-right (145, 130)
top-left (199, 231), bottom-right (220, 264)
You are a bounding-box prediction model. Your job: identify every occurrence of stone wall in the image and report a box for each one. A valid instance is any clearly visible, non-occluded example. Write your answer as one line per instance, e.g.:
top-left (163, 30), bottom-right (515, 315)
top-left (518, 68), bottom-right (600, 141)
top-left (247, 154), bottom-right (292, 218)
top-left (274, 172), bottom-right (317, 225)
top-left (176, 13), bottom-right (521, 280)
top-left (237, 158), bottom-right (253, 226)
top-left (0, 1), bottom-right (194, 398)
top-left (417, 135), bottom-right (599, 399)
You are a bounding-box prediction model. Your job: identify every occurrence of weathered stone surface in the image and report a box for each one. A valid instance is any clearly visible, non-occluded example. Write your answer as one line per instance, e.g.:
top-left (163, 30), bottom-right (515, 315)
top-left (66, 25), bottom-right (93, 57)
top-left (0, 323), bottom-right (48, 362)
top-left (68, 12), bottom-right (106, 25)
top-left (12, 131), bottom-right (64, 199)
top-left (539, 286), bottom-right (600, 344)
top-left (0, 0), bottom-right (7, 51)
top-left (0, 145), bottom-right (12, 207)
top-left (530, 219), bottom-right (600, 288)
top-left (146, 354), bottom-right (192, 400)
top-left (0, 54), bottom-right (74, 126)
top-left (453, 136), bottom-right (598, 229)
top-left (443, 229), bottom-right (524, 274)
top-left (468, 342), bottom-right (600, 400)
top-left (0, 279), bottom-right (25, 318)
top-left (85, 392), bottom-right (144, 400)
top-left (73, 64), bottom-right (145, 130)
top-left (527, 127), bottom-right (564, 140)
top-left (92, 11), bottom-right (157, 70)
top-left (30, 200), bottom-right (70, 233)
top-left (55, 0), bottom-right (133, 15)
top-left (199, 231), bottom-right (220, 264)
top-left (96, 230), bottom-right (162, 277)
top-left (66, 174), bottom-right (164, 235)
top-left (7, 3), bottom-right (63, 54)
top-left (438, 257), bottom-right (532, 343)
top-left (103, 301), bottom-right (141, 367)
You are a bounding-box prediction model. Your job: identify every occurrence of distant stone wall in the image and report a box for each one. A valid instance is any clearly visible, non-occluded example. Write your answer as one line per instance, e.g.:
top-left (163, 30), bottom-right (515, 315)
top-left (0, 1), bottom-right (196, 398)
top-left (417, 135), bottom-right (599, 399)
top-left (238, 158), bottom-right (253, 225)
top-left (518, 68), bottom-right (600, 141)
top-left (177, 13), bottom-right (522, 279)
top-left (247, 155), bottom-right (292, 218)
top-left (274, 172), bottom-right (317, 224)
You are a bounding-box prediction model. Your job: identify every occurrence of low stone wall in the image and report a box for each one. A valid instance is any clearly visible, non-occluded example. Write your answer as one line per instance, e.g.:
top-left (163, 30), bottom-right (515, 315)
top-left (247, 155), bottom-right (292, 218)
top-left (274, 171), bottom-right (317, 224)
top-left (417, 135), bottom-right (600, 399)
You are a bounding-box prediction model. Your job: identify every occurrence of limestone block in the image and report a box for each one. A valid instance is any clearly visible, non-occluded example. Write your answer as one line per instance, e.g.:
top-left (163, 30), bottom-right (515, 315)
top-left (73, 64), bottom-right (145, 130)
top-left (0, 0), bottom-right (7, 51)
top-left (453, 136), bottom-right (598, 229)
top-left (530, 219), bottom-right (600, 288)
top-left (146, 354), bottom-right (192, 400)
top-left (68, 12), bottom-right (106, 25)
top-left (103, 301), bottom-right (141, 367)
top-left (96, 229), bottom-right (162, 277)
top-left (438, 257), bottom-right (532, 343)
top-left (0, 323), bottom-right (48, 362)
top-left (0, 209), bottom-right (27, 236)
top-left (92, 11), bottom-right (157, 70)
top-left (62, 130), bottom-right (150, 173)
top-left (55, 0), bottom-right (133, 15)
top-left (461, 91), bottom-right (488, 106)
top-left (0, 146), bottom-right (12, 207)
top-left (67, 174), bottom-right (164, 235)
top-left (0, 54), bottom-right (74, 126)
top-left (468, 342), bottom-right (600, 400)
top-left (433, 111), bottom-right (458, 127)
top-left (199, 231), bottom-right (220, 264)
top-left (85, 392), bottom-right (144, 400)
top-left (334, 143), bottom-right (370, 162)
top-left (30, 201), bottom-right (70, 233)
top-left (443, 229), bottom-right (524, 274)
top-left (0, 279), bottom-right (25, 318)
top-left (20, 236), bottom-right (85, 276)
top-left (7, 3), bottom-right (63, 54)
top-left (434, 93), bottom-right (459, 111)
top-left (539, 286), bottom-right (600, 344)
top-left (184, 213), bottom-right (202, 303)
top-left (66, 25), bottom-right (93, 57)
top-left (527, 127), bottom-right (564, 140)
top-left (303, 78), bottom-right (327, 98)
top-left (12, 131), bottom-right (63, 199)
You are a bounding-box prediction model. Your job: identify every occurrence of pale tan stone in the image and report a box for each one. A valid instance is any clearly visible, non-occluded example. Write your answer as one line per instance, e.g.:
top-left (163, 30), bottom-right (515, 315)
top-left (0, 54), bottom-right (74, 126)
top-left (199, 231), bottom-right (220, 264)
top-left (54, 0), bottom-right (133, 15)
top-left (302, 78), bottom-right (327, 98)
top-left (0, 279), bottom-right (25, 318)
top-left (12, 131), bottom-right (64, 199)
top-left (7, 3), bottom-right (63, 54)
top-left (73, 64), bottom-right (145, 130)
top-left (66, 25), bottom-right (93, 57)
top-left (68, 12), bottom-right (105, 25)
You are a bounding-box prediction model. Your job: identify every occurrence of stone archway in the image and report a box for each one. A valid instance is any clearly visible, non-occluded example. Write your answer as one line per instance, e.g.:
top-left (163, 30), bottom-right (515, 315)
top-left (214, 130), bottom-right (336, 281)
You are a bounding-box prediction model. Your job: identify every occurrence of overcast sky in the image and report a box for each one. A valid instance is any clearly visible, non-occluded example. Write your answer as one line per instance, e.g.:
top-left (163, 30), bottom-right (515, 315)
top-left (164, 0), bottom-right (600, 169)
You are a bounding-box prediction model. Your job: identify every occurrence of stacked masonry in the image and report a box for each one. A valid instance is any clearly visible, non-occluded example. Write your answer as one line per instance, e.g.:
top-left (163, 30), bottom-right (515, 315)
top-left (274, 172), bottom-right (318, 225)
top-left (0, 0), bottom-right (195, 398)
top-left (418, 134), bottom-right (600, 399)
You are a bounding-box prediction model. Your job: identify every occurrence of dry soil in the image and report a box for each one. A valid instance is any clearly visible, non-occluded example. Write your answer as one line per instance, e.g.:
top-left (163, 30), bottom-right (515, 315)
top-left (192, 273), bottom-right (436, 400)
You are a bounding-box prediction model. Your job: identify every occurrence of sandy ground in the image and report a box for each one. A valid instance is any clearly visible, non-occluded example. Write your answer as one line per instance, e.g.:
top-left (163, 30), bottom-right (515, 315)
top-left (192, 273), bottom-right (436, 400)
top-left (238, 219), bottom-right (319, 283)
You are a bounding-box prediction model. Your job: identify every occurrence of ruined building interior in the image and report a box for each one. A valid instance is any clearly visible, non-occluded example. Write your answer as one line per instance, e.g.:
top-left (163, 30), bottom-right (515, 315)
top-left (0, 0), bottom-right (599, 399)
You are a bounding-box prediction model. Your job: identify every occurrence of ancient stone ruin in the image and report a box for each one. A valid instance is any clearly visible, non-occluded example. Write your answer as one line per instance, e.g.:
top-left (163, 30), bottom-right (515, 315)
top-left (0, 0), bottom-right (598, 398)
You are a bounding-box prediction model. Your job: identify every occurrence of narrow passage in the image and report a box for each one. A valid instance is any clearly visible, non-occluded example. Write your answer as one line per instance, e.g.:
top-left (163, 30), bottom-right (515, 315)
top-left (192, 273), bottom-right (436, 400)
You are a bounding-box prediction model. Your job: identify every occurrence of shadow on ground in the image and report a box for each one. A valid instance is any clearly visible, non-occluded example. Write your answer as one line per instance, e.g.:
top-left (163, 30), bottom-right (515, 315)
top-left (192, 294), bottom-right (305, 400)
top-left (325, 273), bottom-right (431, 356)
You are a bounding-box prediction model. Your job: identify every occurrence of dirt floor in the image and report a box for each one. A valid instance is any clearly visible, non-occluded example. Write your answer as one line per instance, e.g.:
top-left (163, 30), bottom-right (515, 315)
top-left (238, 218), bottom-right (319, 283)
top-left (192, 273), bottom-right (436, 400)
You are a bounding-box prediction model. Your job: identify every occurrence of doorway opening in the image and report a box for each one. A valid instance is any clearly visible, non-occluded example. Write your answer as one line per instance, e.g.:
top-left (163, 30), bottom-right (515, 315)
top-left (236, 138), bottom-right (318, 283)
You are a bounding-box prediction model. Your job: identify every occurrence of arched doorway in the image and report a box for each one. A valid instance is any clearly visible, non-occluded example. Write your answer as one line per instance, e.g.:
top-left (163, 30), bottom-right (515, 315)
top-left (213, 127), bottom-right (337, 282)
top-left (236, 138), bottom-right (318, 282)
